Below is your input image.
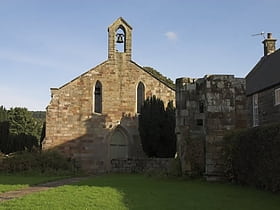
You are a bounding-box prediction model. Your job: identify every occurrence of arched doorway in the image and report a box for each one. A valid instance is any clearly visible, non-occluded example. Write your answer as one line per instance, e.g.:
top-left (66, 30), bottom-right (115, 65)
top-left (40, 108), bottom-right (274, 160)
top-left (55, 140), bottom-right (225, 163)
top-left (110, 128), bottom-right (128, 159)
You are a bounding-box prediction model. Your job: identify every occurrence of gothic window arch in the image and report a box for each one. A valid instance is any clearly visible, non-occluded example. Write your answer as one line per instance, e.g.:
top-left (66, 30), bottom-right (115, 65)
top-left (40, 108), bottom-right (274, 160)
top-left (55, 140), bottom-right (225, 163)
top-left (94, 81), bottom-right (102, 113)
top-left (137, 82), bottom-right (145, 113)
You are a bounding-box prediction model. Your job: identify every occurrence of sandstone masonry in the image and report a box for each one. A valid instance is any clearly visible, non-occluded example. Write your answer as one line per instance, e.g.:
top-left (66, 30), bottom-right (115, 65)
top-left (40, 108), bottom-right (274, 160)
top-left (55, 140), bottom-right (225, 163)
top-left (43, 18), bottom-right (175, 173)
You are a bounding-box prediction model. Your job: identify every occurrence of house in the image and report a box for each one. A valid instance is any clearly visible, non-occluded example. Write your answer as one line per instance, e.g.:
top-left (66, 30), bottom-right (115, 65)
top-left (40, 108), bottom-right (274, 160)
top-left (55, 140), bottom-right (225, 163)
top-left (175, 75), bottom-right (247, 179)
top-left (42, 17), bottom-right (175, 173)
top-left (246, 33), bottom-right (280, 127)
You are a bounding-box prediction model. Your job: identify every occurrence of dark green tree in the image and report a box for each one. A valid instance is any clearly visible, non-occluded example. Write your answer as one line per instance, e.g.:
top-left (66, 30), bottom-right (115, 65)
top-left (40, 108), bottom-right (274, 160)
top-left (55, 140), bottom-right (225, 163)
top-left (0, 106), bottom-right (9, 153)
top-left (8, 107), bottom-right (43, 140)
top-left (0, 106), bottom-right (8, 122)
top-left (138, 96), bottom-right (176, 157)
top-left (159, 101), bottom-right (176, 157)
top-left (0, 106), bottom-right (42, 154)
top-left (40, 122), bottom-right (46, 149)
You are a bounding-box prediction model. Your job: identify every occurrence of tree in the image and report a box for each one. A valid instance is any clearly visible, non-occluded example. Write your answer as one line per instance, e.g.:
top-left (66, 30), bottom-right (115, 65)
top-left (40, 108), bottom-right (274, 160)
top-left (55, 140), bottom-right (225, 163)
top-left (142, 67), bottom-right (175, 89)
top-left (0, 106), bottom-right (42, 154)
top-left (159, 101), bottom-right (176, 157)
top-left (40, 122), bottom-right (46, 149)
top-left (8, 107), bottom-right (43, 140)
top-left (138, 96), bottom-right (176, 157)
top-left (0, 106), bottom-right (9, 153)
top-left (0, 106), bottom-right (8, 122)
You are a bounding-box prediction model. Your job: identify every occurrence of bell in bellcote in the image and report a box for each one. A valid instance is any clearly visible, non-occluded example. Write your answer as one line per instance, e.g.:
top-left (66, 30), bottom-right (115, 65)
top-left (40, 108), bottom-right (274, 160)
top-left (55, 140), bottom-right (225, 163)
top-left (116, 33), bottom-right (124, 43)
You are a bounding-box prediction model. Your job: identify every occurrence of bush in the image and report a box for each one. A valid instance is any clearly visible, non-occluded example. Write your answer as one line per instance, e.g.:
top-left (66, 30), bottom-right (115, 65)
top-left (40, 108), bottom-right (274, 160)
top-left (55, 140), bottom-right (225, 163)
top-left (0, 150), bottom-right (78, 175)
top-left (224, 123), bottom-right (280, 192)
top-left (139, 96), bottom-right (176, 158)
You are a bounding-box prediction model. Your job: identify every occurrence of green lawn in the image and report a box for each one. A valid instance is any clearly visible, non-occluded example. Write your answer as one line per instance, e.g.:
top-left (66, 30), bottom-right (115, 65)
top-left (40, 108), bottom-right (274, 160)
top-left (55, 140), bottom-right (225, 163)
top-left (1, 174), bottom-right (280, 210)
top-left (0, 174), bottom-right (68, 193)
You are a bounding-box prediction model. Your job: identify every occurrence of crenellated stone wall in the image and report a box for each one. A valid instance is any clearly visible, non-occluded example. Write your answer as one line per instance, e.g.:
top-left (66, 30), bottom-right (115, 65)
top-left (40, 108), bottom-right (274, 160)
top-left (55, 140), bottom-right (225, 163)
top-left (176, 75), bottom-right (247, 179)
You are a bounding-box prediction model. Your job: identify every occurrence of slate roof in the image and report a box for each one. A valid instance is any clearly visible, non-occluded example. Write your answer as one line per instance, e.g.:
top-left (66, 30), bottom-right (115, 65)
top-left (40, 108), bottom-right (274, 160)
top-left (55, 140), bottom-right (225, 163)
top-left (246, 49), bottom-right (280, 96)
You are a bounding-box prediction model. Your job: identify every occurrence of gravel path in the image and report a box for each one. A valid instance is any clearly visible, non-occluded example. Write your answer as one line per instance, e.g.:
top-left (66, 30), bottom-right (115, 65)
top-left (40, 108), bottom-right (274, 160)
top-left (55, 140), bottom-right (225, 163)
top-left (0, 176), bottom-right (88, 202)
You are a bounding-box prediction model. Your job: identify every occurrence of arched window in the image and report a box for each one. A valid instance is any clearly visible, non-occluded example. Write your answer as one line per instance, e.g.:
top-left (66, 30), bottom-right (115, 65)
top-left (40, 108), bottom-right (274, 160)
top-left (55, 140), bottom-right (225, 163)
top-left (116, 26), bottom-right (125, 52)
top-left (137, 82), bottom-right (145, 113)
top-left (94, 81), bottom-right (102, 113)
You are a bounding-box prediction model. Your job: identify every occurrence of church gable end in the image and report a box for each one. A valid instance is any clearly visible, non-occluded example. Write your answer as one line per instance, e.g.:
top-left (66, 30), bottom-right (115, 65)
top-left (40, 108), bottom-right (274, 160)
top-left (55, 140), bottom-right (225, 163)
top-left (43, 17), bottom-right (175, 173)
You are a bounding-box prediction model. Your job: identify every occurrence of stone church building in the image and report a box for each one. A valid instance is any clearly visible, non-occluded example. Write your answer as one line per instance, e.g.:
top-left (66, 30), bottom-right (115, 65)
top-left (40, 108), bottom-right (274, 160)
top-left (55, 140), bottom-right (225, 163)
top-left (43, 18), bottom-right (175, 172)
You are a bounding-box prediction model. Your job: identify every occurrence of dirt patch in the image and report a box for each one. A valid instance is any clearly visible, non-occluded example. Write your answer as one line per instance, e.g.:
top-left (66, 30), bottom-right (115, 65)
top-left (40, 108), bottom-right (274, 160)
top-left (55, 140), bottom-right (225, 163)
top-left (0, 177), bottom-right (88, 202)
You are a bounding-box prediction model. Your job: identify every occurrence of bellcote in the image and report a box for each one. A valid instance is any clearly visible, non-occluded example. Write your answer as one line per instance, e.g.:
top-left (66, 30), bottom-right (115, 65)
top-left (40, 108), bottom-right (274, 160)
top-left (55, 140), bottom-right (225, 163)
top-left (108, 17), bottom-right (132, 61)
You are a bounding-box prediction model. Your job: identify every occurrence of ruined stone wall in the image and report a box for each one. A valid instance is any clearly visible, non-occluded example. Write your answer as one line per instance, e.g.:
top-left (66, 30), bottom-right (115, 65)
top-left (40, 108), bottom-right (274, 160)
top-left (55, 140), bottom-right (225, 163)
top-left (176, 75), bottom-right (247, 179)
top-left (247, 84), bottom-right (280, 127)
top-left (175, 77), bottom-right (206, 176)
top-left (43, 54), bottom-right (175, 173)
top-left (111, 158), bottom-right (173, 173)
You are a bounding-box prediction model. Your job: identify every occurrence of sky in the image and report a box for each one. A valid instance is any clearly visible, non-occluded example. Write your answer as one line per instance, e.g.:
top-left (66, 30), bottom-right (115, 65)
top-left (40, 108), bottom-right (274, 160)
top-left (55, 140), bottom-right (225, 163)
top-left (1, 0), bottom-right (280, 110)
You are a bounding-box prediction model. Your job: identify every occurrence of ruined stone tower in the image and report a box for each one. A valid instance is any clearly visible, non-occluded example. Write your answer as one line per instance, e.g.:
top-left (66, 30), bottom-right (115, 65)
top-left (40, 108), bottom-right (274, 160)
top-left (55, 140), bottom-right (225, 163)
top-left (176, 75), bottom-right (247, 179)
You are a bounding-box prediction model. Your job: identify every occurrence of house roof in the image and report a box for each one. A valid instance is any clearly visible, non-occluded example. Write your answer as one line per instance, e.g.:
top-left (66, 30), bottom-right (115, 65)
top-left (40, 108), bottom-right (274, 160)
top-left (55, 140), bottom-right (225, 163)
top-left (246, 49), bottom-right (280, 95)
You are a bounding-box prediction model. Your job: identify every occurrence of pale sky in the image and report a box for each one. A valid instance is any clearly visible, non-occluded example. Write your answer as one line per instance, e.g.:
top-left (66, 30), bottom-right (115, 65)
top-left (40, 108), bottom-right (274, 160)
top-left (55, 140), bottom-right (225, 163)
top-left (1, 0), bottom-right (280, 110)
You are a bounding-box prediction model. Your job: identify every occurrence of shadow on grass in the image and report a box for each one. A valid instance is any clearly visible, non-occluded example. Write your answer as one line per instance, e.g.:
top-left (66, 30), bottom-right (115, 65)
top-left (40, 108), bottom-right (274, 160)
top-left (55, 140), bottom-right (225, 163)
top-left (71, 174), bottom-right (280, 210)
top-left (0, 174), bottom-right (69, 185)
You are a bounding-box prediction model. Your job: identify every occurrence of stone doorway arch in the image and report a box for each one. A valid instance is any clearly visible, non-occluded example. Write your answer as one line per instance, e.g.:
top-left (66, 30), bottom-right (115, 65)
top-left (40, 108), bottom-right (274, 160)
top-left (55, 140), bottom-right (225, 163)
top-left (110, 127), bottom-right (128, 159)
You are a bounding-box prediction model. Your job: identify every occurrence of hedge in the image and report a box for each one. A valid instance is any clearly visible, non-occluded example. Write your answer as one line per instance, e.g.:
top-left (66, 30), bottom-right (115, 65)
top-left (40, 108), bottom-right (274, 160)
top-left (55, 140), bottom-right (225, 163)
top-left (0, 150), bottom-right (78, 175)
top-left (224, 123), bottom-right (280, 192)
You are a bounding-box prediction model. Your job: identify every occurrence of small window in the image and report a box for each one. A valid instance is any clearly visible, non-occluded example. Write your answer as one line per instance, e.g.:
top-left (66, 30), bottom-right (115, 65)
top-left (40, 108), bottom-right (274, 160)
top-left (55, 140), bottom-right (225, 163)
top-left (94, 81), bottom-right (102, 113)
top-left (252, 93), bottom-right (259, 127)
top-left (275, 88), bottom-right (280, 106)
top-left (137, 82), bottom-right (145, 113)
top-left (199, 101), bottom-right (204, 113)
top-left (196, 119), bottom-right (203, 126)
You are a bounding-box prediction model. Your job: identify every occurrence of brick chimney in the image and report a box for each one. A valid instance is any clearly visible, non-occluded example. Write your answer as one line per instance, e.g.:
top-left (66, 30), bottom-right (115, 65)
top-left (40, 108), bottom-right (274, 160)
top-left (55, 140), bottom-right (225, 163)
top-left (262, 33), bottom-right (277, 56)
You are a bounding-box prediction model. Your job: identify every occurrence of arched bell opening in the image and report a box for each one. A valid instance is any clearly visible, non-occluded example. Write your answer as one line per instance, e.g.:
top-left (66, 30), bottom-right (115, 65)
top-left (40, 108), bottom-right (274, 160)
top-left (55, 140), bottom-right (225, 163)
top-left (115, 26), bottom-right (126, 52)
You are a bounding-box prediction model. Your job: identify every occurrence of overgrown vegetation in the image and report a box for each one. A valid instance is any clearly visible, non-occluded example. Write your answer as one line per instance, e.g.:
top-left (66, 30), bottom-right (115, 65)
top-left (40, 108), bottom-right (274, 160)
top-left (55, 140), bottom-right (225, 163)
top-left (143, 66), bottom-right (175, 89)
top-left (223, 123), bottom-right (280, 192)
top-left (1, 174), bottom-right (280, 210)
top-left (0, 106), bottom-right (44, 154)
top-left (0, 150), bottom-right (77, 175)
top-left (139, 96), bottom-right (176, 158)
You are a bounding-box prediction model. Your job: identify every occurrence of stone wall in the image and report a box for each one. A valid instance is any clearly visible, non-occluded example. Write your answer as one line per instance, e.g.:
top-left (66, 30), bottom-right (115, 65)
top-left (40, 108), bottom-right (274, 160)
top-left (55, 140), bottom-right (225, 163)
top-left (176, 75), bottom-right (247, 179)
top-left (247, 84), bottom-right (280, 127)
top-left (111, 158), bottom-right (173, 174)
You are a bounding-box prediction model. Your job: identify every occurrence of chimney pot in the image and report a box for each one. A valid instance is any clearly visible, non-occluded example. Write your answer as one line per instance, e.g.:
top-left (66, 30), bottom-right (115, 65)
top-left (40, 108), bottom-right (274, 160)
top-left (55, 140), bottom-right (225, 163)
top-left (267, 33), bottom-right (272, 39)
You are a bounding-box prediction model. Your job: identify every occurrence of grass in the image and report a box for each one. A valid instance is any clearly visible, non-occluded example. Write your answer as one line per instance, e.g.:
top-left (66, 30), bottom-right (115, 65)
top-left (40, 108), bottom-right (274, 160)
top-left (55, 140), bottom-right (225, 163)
top-left (1, 174), bottom-right (280, 210)
top-left (0, 173), bottom-right (69, 193)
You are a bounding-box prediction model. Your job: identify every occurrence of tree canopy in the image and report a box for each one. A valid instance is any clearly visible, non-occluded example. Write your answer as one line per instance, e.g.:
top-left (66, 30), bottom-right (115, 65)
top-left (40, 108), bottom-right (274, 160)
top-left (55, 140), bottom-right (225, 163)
top-left (142, 66), bottom-right (175, 89)
top-left (0, 106), bottom-right (44, 154)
